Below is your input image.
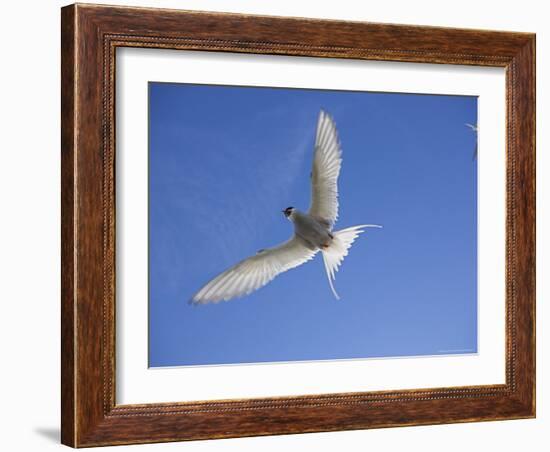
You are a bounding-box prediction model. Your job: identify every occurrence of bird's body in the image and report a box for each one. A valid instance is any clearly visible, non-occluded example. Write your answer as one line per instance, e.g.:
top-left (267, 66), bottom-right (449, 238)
top-left (289, 209), bottom-right (333, 250)
top-left (190, 110), bottom-right (381, 304)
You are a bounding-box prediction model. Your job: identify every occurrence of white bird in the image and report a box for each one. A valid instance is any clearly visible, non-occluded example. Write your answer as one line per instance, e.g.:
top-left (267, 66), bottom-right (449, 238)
top-left (190, 110), bottom-right (381, 304)
top-left (465, 123), bottom-right (478, 160)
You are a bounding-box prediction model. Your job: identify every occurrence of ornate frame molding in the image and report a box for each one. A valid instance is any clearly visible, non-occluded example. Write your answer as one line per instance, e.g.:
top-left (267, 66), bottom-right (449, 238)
top-left (61, 4), bottom-right (535, 447)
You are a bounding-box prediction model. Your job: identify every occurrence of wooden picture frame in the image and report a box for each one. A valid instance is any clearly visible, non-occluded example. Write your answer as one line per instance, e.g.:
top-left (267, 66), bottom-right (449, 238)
top-left (61, 3), bottom-right (535, 447)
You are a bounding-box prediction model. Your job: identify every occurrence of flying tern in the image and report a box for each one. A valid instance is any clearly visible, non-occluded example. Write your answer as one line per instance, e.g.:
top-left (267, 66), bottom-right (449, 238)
top-left (191, 110), bottom-right (381, 304)
top-left (465, 123), bottom-right (478, 160)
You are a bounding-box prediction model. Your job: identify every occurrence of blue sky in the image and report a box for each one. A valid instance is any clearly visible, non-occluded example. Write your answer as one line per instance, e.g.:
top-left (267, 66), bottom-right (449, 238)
top-left (148, 82), bottom-right (478, 367)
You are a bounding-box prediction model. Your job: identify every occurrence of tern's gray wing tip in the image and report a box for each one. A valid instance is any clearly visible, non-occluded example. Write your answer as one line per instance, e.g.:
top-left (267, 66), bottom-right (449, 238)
top-left (188, 296), bottom-right (200, 306)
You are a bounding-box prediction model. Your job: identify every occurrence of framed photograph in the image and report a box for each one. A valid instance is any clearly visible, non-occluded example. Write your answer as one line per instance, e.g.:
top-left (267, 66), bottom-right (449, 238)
top-left (61, 3), bottom-right (535, 447)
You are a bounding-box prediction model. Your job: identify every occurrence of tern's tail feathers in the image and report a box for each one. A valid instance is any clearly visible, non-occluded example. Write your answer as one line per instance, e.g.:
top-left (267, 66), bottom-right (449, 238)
top-left (321, 224), bottom-right (382, 300)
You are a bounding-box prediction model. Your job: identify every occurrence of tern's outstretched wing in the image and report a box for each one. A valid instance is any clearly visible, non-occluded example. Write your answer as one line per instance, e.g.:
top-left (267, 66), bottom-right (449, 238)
top-left (308, 110), bottom-right (342, 229)
top-left (191, 236), bottom-right (318, 304)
